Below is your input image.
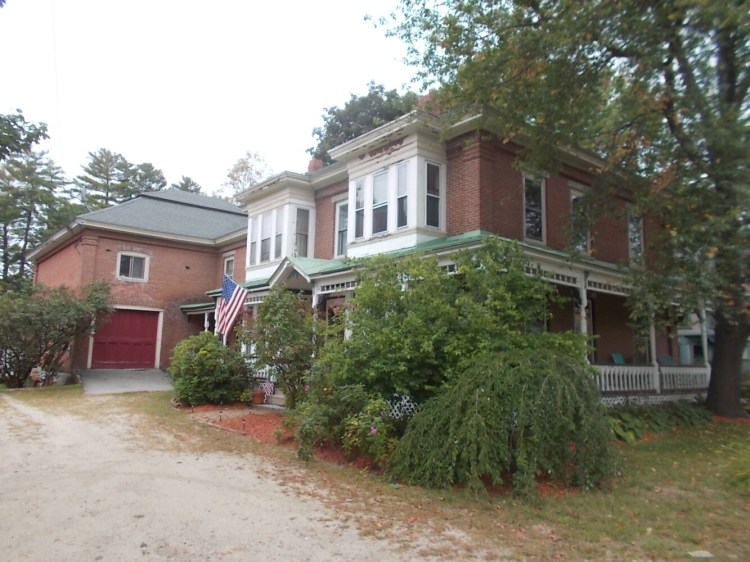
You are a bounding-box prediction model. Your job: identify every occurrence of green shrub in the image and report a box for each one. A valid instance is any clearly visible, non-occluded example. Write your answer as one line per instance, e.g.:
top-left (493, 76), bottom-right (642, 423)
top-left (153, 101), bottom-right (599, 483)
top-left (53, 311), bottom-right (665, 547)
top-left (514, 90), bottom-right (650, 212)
top-left (607, 401), bottom-right (713, 442)
top-left (342, 397), bottom-right (399, 468)
top-left (387, 345), bottom-right (614, 498)
top-left (169, 331), bottom-right (251, 405)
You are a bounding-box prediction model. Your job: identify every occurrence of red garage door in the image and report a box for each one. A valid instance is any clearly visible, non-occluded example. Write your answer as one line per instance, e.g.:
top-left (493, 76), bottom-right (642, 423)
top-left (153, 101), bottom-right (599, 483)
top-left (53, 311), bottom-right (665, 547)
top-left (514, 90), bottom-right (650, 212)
top-left (91, 310), bottom-right (159, 369)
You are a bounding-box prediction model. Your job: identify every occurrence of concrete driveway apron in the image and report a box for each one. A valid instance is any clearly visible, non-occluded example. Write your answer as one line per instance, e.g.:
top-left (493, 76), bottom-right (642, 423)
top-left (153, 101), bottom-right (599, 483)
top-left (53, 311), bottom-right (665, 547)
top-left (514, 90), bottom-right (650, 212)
top-left (81, 369), bottom-right (173, 395)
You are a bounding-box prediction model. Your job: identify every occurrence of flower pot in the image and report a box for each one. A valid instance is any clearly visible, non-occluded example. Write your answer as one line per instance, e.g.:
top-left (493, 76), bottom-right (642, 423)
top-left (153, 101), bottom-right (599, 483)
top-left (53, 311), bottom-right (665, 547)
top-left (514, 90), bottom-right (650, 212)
top-left (252, 389), bottom-right (265, 405)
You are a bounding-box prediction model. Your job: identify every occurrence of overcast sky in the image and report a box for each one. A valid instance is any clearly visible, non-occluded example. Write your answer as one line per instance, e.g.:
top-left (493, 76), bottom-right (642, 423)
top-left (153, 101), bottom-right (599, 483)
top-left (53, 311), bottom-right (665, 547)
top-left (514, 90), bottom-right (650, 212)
top-left (0, 0), bottom-right (418, 195)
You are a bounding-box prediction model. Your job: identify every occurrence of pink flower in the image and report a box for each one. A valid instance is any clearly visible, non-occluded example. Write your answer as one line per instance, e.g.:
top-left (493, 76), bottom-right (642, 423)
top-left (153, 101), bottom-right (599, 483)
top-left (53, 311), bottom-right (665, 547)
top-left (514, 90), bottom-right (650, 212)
top-left (370, 426), bottom-right (377, 435)
top-left (304, 385), bottom-right (310, 392)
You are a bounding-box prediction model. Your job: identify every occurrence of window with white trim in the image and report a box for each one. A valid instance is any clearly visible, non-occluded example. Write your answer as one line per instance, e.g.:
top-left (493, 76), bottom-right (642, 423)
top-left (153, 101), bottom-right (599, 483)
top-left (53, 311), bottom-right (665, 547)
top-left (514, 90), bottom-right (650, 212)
top-left (354, 179), bottom-right (365, 239)
top-left (372, 170), bottom-right (388, 235)
top-left (628, 212), bottom-right (644, 263)
top-left (570, 189), bottom-right (589, 253)
top-left (335, 201), bottom-right (348, 257)
top-left (117, 252), bottom-right (148, 281)
top-left (274, 208), bottom-right (283, 259)
top-left (524, 177), bottom-right (545, 241)
top-left (248, 218), bottom-right (257, 265)
top-left (224, 255), bottom-right (235, 277)
top-left (260, 210), bottom-right (272, 262)
top-left (295, 208), bottom-right (310, 258)
top-left (426, 162), bottom-right (440, 228)
top-left (397, 162), bottom-right (408, 228)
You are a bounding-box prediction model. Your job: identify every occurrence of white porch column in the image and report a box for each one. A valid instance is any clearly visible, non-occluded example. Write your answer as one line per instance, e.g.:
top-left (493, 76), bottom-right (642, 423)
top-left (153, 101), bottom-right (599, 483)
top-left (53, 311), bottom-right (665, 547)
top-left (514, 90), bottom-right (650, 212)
top-left (650, 320), bottom-right (660, 393)
top-left (578, 286), bottom-right (588, 336)
top-left (203, 312), bottom-right (210, 332)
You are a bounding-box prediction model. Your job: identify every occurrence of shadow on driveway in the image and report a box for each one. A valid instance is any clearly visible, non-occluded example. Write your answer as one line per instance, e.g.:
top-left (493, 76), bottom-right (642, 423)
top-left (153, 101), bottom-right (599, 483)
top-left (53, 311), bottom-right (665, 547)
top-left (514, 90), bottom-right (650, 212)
top-left (81, 369), bottom-right (173, 395)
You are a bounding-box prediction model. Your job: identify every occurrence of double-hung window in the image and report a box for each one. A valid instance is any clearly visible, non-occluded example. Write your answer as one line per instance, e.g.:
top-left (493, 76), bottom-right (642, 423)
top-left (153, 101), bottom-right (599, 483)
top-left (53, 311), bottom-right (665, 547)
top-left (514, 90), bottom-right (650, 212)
top-left (524, 177), bottom-right (544, 242)
top-left (372, 171), bottom-right (388, 235)
top-left (248, 218), bottom-right (257, 265)
top-left (426, 162), bottom-right (440, 228)
top-left (118, 252), bottom-right (147, 281)
top-left (274, 208), bottom-right (284, 259)
top-left (335, 201), bottom-right (348, 257)
top-left (354, 180), bottom-right (365, 239)
top-left (295, 208), bottom-right (310, 258)
top-left (224, 255), bottom-right (235, 277)
top-left (397, 162), bottom-right (408, 228)
top-left (570, 189), bottom-right (589, 253)
top-left (260, 210), bottom-right (272, 262)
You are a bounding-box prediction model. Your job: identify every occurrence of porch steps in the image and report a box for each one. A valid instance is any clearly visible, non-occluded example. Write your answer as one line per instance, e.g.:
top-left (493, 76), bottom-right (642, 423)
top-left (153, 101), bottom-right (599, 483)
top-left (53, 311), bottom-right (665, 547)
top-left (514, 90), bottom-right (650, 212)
top-left (266, 390), bottom-right (286, 408)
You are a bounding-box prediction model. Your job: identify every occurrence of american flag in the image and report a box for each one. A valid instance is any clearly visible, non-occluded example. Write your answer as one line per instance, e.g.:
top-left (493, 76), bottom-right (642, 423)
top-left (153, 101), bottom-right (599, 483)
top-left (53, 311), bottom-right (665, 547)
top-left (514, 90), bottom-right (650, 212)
top-left (216, 274), bottom-right (248, 335)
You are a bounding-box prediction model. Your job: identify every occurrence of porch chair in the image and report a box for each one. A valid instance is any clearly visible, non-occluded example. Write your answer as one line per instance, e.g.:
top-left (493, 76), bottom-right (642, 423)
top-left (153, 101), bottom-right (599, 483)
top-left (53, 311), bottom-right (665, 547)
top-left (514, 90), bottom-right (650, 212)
top-left (611, 352), bottom-right (626, 365)
top-left (657, 354), bottom-right (675, 367)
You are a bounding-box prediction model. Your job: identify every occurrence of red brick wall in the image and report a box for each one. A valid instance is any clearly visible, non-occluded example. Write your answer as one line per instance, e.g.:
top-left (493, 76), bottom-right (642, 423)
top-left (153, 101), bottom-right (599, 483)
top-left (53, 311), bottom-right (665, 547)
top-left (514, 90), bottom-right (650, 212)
top-left (592, 293), bottom-right (636, 364)
top-left (548, 286), bottom-right (575, 332)
top-left (34, 228), bottom-right (234, 371)
top-left (314, 180), bottom-right (348, 259)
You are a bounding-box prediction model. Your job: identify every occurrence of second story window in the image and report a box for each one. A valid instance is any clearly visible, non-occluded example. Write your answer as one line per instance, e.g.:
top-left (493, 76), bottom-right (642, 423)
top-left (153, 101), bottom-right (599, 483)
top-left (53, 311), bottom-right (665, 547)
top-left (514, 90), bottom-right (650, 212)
top-left (248, 218), bottom-right (257, 265)
top-left (224, 256), bottom-right (235, 277)
top-left (628, 212), bottom-right (644, 263)
top-left (260, 210), bottom-right (272, 262)
top-left (524, 177), bottom-right (545, 242)
top-left (426, 162), bottom-right (440, 228)
top-left (372, 171), bottom-right (388, 235)
top-left (274, 208), bottom-right (284, 259)
top-left (397, 162), bottom-right (408, 228)
top-left (335, 201), bottom-right (348, 257)
top-left (355, 180), bottom-right (365, 239)
top-left (570, 189), bottom-right (589, 253)
top-left (117, 252), bottom-right (148, 281)
top-left (295, 208), bottom-right (310, 258)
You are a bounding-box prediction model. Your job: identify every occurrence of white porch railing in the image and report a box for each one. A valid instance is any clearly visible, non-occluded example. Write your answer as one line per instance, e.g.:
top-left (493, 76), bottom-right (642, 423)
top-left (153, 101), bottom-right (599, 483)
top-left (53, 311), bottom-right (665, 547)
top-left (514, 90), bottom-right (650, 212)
top-left (660, 366), bottom-right (711, 392)
top-left (595, 364), bottom-right (658, 394)
top-left (593, 364), bottom-right (710, 397)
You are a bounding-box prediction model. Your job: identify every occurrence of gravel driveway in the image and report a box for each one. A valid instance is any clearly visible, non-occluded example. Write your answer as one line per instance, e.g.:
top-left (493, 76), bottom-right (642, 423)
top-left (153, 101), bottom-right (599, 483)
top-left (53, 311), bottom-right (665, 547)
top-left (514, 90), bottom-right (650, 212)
top-left (0, 393), bottom-right (489, 562)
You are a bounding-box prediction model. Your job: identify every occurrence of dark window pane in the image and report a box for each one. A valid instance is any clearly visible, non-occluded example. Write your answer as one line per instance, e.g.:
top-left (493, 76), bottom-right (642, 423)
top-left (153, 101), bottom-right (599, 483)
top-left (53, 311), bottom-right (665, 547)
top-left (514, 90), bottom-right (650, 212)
top-left (397, 196), bottom-right (407, 228)
top-left (355, 209), bottom-right (364, 238)
top-left (426, 195), bottom-right (439, 227)
top-left (427, 163), bottom-right (439, 196)
top-left (373, 205), bottom-right (387, 234)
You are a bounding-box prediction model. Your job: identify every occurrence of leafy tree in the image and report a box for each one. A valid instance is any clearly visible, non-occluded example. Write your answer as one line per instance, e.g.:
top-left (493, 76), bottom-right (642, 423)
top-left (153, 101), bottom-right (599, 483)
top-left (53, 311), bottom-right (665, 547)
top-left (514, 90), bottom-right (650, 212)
top-left (0, 283), bottom-right (113, 388)
top-left (309, 82), bottom-right (419, 164)
top-left (390, 0), bottom-right (750, 417)
top-left (74, 148), bottom-right (131, 209)
top-left (126, 162), bottom-right (166, 196)
top-left (0, 111), bottom-right (47, 163)
top-left (0, 151), bottom-right (67, 289)
top-left (223, 151), bottom-right (273, 197)
top-left (170, 175), bottom-right (202, 193)
top-left (251, 285), bottom-right (315, 409)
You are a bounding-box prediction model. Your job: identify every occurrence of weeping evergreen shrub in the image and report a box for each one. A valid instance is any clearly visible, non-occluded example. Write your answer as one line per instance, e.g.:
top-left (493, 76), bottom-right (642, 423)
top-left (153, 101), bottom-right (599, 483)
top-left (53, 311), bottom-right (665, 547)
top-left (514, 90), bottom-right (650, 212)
top-left (387, 343), bottom-right (614, 498)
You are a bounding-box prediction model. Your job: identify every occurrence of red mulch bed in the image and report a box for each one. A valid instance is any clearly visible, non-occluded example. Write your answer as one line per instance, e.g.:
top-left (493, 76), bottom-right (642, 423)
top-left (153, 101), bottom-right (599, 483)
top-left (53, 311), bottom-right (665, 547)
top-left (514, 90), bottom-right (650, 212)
top-left (180, 402), bottom-right (581, 496)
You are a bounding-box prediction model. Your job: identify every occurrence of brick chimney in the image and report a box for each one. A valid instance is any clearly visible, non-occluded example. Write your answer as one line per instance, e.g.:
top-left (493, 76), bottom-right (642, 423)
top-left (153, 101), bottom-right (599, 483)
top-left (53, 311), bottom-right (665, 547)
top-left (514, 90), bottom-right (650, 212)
top-left (417, 92), bottom-right (440, 115)
top-left (308, 158), bottom-right (325, 173)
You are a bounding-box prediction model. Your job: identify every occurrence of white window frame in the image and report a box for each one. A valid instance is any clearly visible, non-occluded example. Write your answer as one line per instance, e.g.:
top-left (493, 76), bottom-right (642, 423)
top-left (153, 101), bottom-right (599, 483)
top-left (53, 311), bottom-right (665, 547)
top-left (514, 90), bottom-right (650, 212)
top-left (570, 186), bottom-right (590, 254)
top-left (397, 161), bottom-right (408, 229)
top-left (523, 176), bottom-right (546, 243)
top-left (425, 161), bottom-right (441, 229)
top-left (354, 179), bottom-right (365, 239)
top-left (371, 170), bottom-right (389, 235)
top-left (294, 207), bottom-right (310, 258)
top-left (248, 217), bottom-right (257, 266)
top-left (334, 199), bottom-right (349, 257)
top-left (116, 251), bottom-right (149, 282)
top-left (260, 210), bottom-right (273, 263)
top-left (274, 208), bottom-right (284, 259)
top-left (223, 254), bottom-right (235, 277)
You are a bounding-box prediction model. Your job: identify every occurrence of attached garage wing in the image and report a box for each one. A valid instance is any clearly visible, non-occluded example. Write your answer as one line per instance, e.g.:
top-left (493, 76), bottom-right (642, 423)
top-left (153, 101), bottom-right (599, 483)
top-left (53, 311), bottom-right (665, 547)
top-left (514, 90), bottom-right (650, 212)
top-left (91, 310), bottom-right (159, 369)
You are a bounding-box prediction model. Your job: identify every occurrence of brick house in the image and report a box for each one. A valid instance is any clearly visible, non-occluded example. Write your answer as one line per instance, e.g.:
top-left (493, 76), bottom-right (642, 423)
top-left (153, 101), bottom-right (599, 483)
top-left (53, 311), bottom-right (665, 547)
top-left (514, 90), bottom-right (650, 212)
top-left (30, 189), bottom-right (247, 372)
top-left (32, 110), bottom-right (710, 402)
top-left (232, 110), bottom-right (711, 404)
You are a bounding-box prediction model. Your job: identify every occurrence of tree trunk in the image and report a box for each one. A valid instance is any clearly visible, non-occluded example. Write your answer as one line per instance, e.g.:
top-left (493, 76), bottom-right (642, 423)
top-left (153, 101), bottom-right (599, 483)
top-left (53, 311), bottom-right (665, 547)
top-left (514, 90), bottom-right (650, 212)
top-left (705, 311), bottom-right (750, 418)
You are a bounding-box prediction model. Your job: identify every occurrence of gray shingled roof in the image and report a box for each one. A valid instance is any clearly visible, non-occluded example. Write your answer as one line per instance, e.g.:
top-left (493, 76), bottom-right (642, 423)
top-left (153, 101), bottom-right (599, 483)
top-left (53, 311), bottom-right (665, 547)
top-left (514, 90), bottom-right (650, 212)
top-left (79, 189), bottom-right (247, 240)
